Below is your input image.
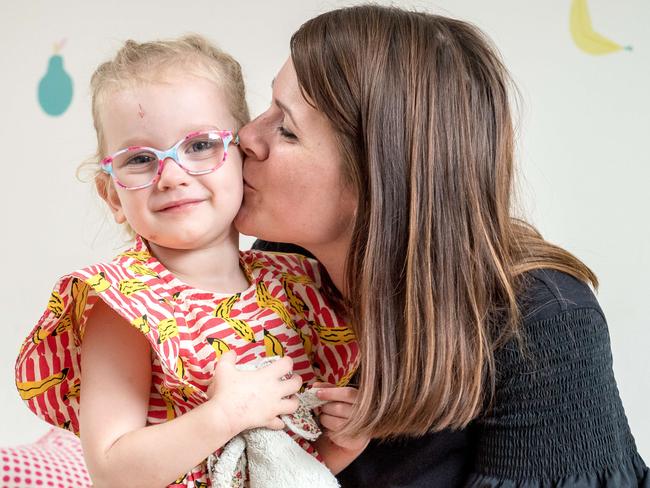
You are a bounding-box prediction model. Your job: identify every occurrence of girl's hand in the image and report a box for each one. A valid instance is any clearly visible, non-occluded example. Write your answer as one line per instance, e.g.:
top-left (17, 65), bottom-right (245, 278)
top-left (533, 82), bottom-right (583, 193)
top-left (207, 351), bottom-right (301, 435)
top-left (314, 382), bottom-right (371, 453)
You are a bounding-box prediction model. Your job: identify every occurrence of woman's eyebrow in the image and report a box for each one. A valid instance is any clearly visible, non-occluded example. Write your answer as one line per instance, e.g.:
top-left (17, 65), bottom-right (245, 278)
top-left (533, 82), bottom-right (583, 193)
top-left (270, 78), bottom-right (299, 127)
top-left (275, 99), bottom-right (298, 128)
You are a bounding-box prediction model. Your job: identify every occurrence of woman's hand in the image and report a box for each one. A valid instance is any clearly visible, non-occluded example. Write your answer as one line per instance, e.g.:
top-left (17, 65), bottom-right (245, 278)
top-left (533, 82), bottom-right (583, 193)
top-left (207, 351), bottom-right (301, 436)
top-left (314, 382), bottom-right (371, 453)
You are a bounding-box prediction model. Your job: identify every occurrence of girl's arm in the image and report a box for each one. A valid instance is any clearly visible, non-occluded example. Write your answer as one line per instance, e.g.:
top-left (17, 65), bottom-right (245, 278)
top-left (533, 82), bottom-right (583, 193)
top-left (312, 384), bottom-right (371, 475)
top-left (80, 300), bottom-right (301, 488)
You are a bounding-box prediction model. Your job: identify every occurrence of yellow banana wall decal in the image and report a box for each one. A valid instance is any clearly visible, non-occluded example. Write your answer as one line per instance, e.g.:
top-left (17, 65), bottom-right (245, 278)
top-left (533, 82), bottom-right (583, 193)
top-left (570, 0), bottom-right (631, 55)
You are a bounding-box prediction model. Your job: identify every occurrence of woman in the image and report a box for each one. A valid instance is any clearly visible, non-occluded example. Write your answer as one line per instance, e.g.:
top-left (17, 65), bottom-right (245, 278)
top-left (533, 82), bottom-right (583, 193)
top-left (234, 5), bottom-right (648, 487)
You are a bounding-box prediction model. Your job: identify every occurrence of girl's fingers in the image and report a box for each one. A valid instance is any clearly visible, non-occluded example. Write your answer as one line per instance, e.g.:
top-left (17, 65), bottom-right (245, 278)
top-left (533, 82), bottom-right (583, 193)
top-left (279, 396), bottom-right (299, 415)
top-left (268, 355), bottom-right (294, 377)
top-left (278, 374), bottom-right (302, 396)
top-left (312, 382), bottom-right (334, 389)
top-left (266, 417), bottom-right (286, 430)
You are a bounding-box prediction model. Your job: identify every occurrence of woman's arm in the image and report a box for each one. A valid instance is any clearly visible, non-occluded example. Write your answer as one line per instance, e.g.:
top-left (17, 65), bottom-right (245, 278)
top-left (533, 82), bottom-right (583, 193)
top-left (466, 270), bottom-right (648, 486)
top-left (80, 300), bottom-right (301, 488)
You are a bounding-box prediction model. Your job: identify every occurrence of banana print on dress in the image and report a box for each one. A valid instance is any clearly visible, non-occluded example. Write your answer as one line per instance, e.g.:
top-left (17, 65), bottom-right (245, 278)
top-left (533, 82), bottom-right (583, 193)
top-left (85, 272), bottom-right (110, 292)
top-left (71, 278), bottom-right (89, 323)
top-left (264, 329), bottom-right (285, 357)
top-left (256, 281), bottom-right (297, 330)
top-left (207, 336), bottom-right (231, 358)
top-left (215, 294), bottom-right (256, 343)
top-left (118, 278), bottom-right (149, 296)
top-left (64, 379), bottom-right (81, 401)
top-left (17, 368), bottom-right (69, 401)
top-left (131, 314), bottom-right (151, 334)
top-left (128, 262), bottom-right (159, 277)
top-left (15, 237), bottom-right (359, 487)
top-left (158, 317), bottom-right (179, 343)
top-left (47, 291), bottom-right (64, 317)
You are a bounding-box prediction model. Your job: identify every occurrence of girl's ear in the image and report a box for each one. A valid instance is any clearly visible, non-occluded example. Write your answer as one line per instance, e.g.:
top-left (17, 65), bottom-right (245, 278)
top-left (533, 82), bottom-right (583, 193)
top-left (95, 174), bottom-right (126, 224)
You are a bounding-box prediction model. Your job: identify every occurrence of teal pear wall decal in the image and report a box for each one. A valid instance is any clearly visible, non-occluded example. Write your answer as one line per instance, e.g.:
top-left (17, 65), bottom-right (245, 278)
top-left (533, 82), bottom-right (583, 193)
top-left (38, 39), bottom-right (73, 116)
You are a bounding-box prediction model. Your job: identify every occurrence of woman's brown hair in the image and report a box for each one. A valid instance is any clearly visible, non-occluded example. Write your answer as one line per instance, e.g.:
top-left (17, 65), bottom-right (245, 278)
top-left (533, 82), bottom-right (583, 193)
top-left (291, 5), bottom-right (597, 437)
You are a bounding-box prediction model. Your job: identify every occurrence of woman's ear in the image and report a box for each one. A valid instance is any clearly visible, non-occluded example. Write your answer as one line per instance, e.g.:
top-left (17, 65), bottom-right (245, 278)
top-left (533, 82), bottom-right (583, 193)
top-left (95, 174), bottom-right (126, 224)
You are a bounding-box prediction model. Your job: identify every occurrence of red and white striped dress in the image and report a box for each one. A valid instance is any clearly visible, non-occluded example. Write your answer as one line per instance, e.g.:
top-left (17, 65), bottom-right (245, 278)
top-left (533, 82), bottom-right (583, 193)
top-left (15, 236), bottom-right (359, 487)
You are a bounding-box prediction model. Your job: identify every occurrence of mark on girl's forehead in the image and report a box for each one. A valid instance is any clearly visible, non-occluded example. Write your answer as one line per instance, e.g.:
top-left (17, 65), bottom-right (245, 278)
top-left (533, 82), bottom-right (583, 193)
top-left (138, 103), bottom-right (145, 119)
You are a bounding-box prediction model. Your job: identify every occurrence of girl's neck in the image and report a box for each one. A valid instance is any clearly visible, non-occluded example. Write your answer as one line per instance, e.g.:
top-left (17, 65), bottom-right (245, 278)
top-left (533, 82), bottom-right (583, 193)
top-left (146, 228), bottom-right (249, 294)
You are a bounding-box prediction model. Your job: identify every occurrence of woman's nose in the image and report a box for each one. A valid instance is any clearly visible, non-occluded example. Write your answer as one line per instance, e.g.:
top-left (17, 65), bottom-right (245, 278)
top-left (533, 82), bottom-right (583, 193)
top-left (156, 157), bottom-right (191, 190)
top-left (239, 114), bottom-right (270, 162)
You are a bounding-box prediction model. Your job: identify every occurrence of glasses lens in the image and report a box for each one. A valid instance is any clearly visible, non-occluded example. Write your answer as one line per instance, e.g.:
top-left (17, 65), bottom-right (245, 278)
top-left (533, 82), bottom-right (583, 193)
top-left (179, 132), bottom-right (226, 172)
top-left (112, 149), bottom-right (159, 188)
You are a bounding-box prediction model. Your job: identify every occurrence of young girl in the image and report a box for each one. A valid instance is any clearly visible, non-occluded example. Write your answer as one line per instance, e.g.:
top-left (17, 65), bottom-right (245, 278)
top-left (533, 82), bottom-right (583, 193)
top-left (15, 35), bottom-right (363, 487)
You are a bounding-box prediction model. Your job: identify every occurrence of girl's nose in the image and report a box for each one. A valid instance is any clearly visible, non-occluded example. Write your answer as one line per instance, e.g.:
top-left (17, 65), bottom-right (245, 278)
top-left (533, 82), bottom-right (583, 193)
top-left (156, 157), bottom-right (191, 191)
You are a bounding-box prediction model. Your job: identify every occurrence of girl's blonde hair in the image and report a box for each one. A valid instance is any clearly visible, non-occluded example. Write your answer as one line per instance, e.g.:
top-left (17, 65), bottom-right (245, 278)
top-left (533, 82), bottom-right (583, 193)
top-left (91, 34), bottom-right (249, 161)
top-left (85, 35), bottom-right (249, 234)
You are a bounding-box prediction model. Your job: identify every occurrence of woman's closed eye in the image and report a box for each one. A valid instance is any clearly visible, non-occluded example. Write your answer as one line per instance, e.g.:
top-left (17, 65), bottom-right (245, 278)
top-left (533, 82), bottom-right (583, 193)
top-left (277, 125), bottom-right (297, 141)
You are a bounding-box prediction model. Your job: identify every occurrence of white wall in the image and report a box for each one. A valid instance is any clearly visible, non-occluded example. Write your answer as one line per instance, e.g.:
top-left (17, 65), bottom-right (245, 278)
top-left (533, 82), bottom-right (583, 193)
top-left (1, 0), bottom-right (647, 460)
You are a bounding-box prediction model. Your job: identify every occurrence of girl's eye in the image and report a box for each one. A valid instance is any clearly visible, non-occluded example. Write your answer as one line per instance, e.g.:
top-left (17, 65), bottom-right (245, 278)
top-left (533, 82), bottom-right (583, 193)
top-left (277, 126), bottom-right (297, 140)
top-left (188, 140), bottom-right (215, 153)
top-left (126, 153), bottom-right (156, 166)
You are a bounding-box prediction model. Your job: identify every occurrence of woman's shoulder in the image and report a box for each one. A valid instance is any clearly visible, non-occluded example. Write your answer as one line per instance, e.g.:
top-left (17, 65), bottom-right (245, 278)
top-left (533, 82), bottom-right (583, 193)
top-left (516, 268), bottom-right (602, 324)
top-left (467, 269), bottom-right (649, 486)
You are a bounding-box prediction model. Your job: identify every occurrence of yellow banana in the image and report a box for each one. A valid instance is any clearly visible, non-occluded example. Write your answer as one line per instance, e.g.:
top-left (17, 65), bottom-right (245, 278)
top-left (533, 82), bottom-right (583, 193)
top-left (313, 323), bottom-right (356, 345)
top-left (282, 280), bottom-right (309, 316)
top-left (118, 278), bottom-right (149, 296)
top-left (256, 282), bottom-right (297, 331)
top-left (336, 366), bottom-right (357, 387)
top-left (128, 262), bottom-right (158, 277)
top-left (47, 291), bottom-right (64, 317)
top-left (17, 368), bottom-right (69, 400)
top-left (120, 249), bottom-right (151, 262)
top-left (264, 329), bottom-right (285, 357)
top-left (173, 474), bottom-right (187, 485)
top-left (570, 0), bottom-right (631, 55)
top-left (31, 326), bottom-right (49, 345)
top-left (131, 314), bottom-right (151, 334)
top-left (71, 278), bottom-right (89, 323)
top-left (85, 272), bottom-right (111, 292)
top-left (159, 385), bottom-right (176, 420)
top-left (64, 379), bottom-right (81, 400)
top-left (158, 317), bottom-right (179, 343)
top-left (53, 314), bottom-right (73, 336)
top-left (215, 294), bottom-right (256, 343)
top-left (178, 384), bottom-right (195, 402)
top-left (32, 315), bottom-right (73, 345)
top-left (176, 357), bottom-right (185, 380)
top-left (281, 273), bottom-right (313, 285)
top-left (207, 336), bottom-right (231, 358)
top-left (299, 329), bottom-right (313, 358)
